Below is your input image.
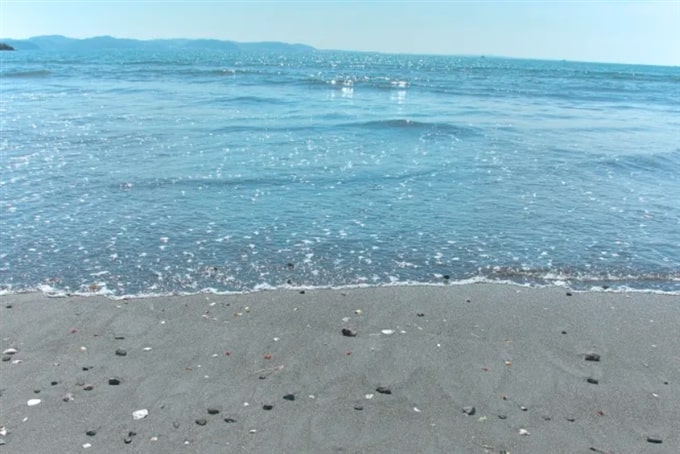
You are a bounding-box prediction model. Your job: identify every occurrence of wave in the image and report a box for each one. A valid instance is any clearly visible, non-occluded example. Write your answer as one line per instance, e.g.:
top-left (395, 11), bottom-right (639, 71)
top-left (342, 119), bottom-right (481, 138)
top-left (0, 69), bottom-right (51, 78)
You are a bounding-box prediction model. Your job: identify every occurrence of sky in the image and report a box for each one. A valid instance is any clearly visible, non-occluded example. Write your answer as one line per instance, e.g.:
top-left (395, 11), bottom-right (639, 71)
top-left (1, 1), bottom-right (679, 66)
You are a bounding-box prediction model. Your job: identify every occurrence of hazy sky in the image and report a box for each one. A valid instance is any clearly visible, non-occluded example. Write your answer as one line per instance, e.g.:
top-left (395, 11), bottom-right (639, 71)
top-left (1, 1), bottom-right (679, 66)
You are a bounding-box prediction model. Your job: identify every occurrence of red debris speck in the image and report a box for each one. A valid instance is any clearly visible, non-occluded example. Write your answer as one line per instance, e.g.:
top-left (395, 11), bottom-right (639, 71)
top-left (225, 351), bottom-right (231, 356)
top-left (346, 351), bottom-right (352, 356)
top-left (263, 354), bottom-right (272, 360)
top-left (70, 329), bottom-right (78, 334)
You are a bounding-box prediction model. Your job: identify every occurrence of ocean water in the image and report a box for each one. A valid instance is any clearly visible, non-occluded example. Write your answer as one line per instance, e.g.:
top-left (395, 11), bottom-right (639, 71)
top-left (1, 49), bottom-right (679, 296)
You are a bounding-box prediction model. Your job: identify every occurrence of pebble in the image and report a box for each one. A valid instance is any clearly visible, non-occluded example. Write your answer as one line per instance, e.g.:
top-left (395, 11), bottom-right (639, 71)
top-left (84, 384), bottom-right (94, 391)
top-left (2, 348), bottom-right (17, 355)
top-left (646, 436), bottom-right (663, 444)
top-left (5, 304), bottom-right (11, 309)
top-left (353, 404), bottom-right (364, 411)
top-left (283, 394), bottom-right (295, 401)
top-left (381, 329), bottom-right (395, 335)
top-left (376, 386), bottom-right (392, 395)
top-left (86, 430), bottom-right (97, 437)
top-left (498, 414), bottom-right (507, 420)
top-left (108, 378), bottom-right (121, 386)
top-left (519, 428), bottom-right (530, 436)
top-left (195, 419), bottom-right (207, 426)
top-left (2, 356), bottom-right (10, 362)
top-left (462, 406), bottom-right (476, 416)
top-left (262, 404), bottom-right (273, 411)
top-left (51, 381), bottom-right (59, 386)
top-left (585, 353), bottom-right (601, 362)
top-left (63, 393), bottom-right (74, 402)
top-left (115, 349), bottom-right (127, 356)
top-left (587, 378), bottom-right (599, 385)
top-left (27, 399), bottom-right (41, 406)
top-left (207, 408), bottom-right (220, 415)
top-left (132, 409), bottom-right (149, 420)
top-left (417, 313), bottom-right (425, 317)
top-left (341, 328), bottom-right (357, 337)
top-left (224, 417), bottom-right (237, 423)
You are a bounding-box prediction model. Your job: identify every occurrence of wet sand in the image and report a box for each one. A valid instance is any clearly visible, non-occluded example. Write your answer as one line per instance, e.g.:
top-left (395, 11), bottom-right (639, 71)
top-left (1, 284), bottom-right (679, 453)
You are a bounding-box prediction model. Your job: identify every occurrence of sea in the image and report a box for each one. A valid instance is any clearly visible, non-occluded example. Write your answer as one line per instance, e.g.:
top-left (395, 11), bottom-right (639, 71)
top-left (1, 49), bottom-right (679, 297)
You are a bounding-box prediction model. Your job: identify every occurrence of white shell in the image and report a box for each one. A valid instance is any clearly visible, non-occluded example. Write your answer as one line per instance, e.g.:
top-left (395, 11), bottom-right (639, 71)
top-left (132, 409), bottom-right (149, 420)
top-left (2, 348), bottom-right (17, 355)
top-left (519, 428), bottom-right (530, 436)
top-left (27, 399), bottom-right (41, 406)
top-left (381, 329), bottom-right (395, 335)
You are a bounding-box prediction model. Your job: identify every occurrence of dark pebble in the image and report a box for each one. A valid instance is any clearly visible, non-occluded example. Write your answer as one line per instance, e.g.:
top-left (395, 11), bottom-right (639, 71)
top-left (82, 366), bottom-right (91, 371)
top-left (376, 386), bottom-right (392, 395)
top-left (172, 422), bottom-right (180, 429)
top-left (498, 414), bottom-right (507, 420)
top-left (585, 353), bottom-right (601, 362)
top-left (0, 439), bottom-right (5, 445)
top-left (224, 417), bottom-right (237, 423)
top-left (646, 436), bottom-right (663, 444)
top-left (566, 292), bottom-right (573, 296)
top-left (663, 381), bottom-right (669, 385)
top-left (566, 417), bottom-right (576, 422)
top-left (115, 349), bottom-right (127, 356)
top-left (587, 378), bottom-right (599, 385)
top-left (542, 415), bottom-right (552, 421)
top-left (287, 263), bottom-right (294, 269)
top-left (443, 275), bottom-right (450, 280)
top-left (86, 430), bottom-right (97, 437)
top-left (207, 408), bottom-right (220, 415)
top-left (353, 404), bottom-right (363, 411)
top-left (2, 356), bottom-right (11, 362)
top-left (259, 375), bottom-right (267, 380)
top-left (195, 418), bottom-right (207, 426)
top-left (283, 394), bottom-right (295, 401)
top-left (341, 328), bottom-right (357, 337)
top-left (51, 381), bottom-right (59, 386)
top-left (83, 384), bottom-right (94, 391)
top-left (520, 406), bottom-right (528, 411)
top-left (108, 378), bottom-right (121, 385)
top-left (5, 304), bottom-right (12, 309)
top-left (299, 290), bottom-right (305, 294)
top-left (462, 406), bottom-right (476, 416)
top-left (123, 437), bottom-right (132, 444)
top-left (262, 404), bottom-right (273, 411)
top-left (114, 336), bottom-right (125, 340)
top-left (561, 330), bottom-right (568, 335)
top-left (34, 389), bottom-right (41, 394)
top-left (416, 313), bottom-right (425, 317)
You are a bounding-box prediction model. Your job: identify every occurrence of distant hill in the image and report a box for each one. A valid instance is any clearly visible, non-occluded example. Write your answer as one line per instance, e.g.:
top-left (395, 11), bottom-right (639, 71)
top-left (0, 35), bottom-right (317, 53)
top-left (0, 42), bottom-right (15, 50)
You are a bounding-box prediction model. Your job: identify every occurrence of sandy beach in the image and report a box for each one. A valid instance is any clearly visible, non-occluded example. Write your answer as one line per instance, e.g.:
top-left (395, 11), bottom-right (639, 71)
top-left (1, 284), bottom-right (678, 453)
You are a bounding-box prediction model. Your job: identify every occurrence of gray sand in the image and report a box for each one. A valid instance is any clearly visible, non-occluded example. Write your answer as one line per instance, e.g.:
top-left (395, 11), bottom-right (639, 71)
top-left (1, 285), bottom-right (679, 453)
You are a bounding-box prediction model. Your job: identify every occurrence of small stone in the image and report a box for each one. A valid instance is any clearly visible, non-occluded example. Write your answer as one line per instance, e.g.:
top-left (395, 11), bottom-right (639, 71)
top-left (566, 292), bottom-right (572, 296)
top-left (124, 437), bottom-right (132, 444)
top-left (341, 328), bottom-right (357, 337)
top-left (86, 430), bottom-right (96, 437)
top-left (224, 417), bottom-right (237, 423)
top-left (172, 422), bottom-right (180, 429)
top-left (587, 378), bottom-right (599, 385)
top-left (519, 428), bottom-right (530, 436)
top-left (381, 329), bottom-right (395, 335)
top-left (108, 378), bottom-right (121, 386)
top-left (195, 418), bottom-right (207, 426)
top-left (520, 406), bottom-right (528, 411)
top-left (51, 381), bottom-right (58, 386)
top-left (207, 408), bottom-right (220, 415)
top-left (115, 349), bottom-right (127, 356)
top-left (283, 394), bottom-right (295, 401)
top-left (63, 393), bottom-right (74, 402)
top-left (498, 414), bottom-right (507, 420)
top-left (376, 386), bottom-right (392, 395)
top-left (27, 399), bottom-right (41, 406)
top-left (2, 356), bottom-right (10, 362)
top-left (132, 409), bottom-right (148, 420)
top-left (5, 304), bottom-right (12, 308)
top-left (34, 389), bottom-right (41, 394)
top-left (114, 336), bottom-right (125, 340)
top-left (561, 330), bottom-right (568, 334)
top-left (462, 406), bottom-right (476, 416)
top-left (83, 384), bottom-right (94, 391)
top-left (566, 417), bottom-right (576, 422)
top-left (353, 404), bottom-right (363, 411)
top-left (585, 353), bottom-right (601, 362)
top-left (417, 313), bottom-right (425, 317)
top-left (2, 348), bottom-right (17, 355)
top-left (646, 436), bottom-right (663, 444)
top-left (262, 404), bottom-right (273, 411)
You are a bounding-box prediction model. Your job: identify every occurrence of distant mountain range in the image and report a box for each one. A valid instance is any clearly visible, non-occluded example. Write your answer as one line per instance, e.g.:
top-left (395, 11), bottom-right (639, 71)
top-left (0, 35), bottom-right (317, 53)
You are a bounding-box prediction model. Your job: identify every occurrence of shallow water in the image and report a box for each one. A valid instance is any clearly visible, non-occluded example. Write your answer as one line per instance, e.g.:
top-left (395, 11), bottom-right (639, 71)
top-left (2, 50), bottom-right (679, 295)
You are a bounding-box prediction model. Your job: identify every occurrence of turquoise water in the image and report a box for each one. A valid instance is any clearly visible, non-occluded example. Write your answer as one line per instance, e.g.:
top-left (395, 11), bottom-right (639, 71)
top-left (1, 50), bottom-right (679, 295)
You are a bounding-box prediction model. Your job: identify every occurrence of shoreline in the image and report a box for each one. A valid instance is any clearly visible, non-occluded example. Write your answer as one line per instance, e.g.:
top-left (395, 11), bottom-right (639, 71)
top-left (2, 284), bottom-right (679, 452)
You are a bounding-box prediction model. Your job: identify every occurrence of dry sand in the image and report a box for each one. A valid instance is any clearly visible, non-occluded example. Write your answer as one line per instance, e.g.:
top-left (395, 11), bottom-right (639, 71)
top-left (1, 284), bottom-right (679, 453)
